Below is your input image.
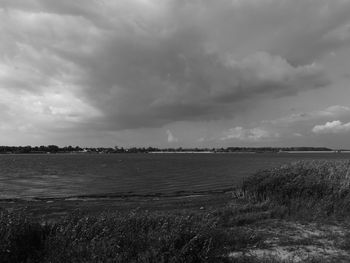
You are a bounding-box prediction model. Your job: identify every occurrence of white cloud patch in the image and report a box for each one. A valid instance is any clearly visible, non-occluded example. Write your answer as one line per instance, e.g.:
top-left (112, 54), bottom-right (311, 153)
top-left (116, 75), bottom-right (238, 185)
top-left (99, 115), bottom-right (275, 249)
top-left (166, 130), bottom-right (178, 143)
top-left (220, 126), bottom-right (277, 142)
top-left (312, 120), bottom-right (350, 134)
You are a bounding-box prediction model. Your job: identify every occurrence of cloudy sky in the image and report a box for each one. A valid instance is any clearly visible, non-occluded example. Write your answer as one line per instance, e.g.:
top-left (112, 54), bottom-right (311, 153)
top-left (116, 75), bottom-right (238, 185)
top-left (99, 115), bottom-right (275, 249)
top-left (1, 0), bottom-right (350, 148)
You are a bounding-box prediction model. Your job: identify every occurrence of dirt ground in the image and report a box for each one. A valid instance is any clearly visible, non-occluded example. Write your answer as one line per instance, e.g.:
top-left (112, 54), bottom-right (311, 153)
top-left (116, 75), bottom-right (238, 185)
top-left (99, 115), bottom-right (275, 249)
top-left (230, 219), bottom-right (350, 262)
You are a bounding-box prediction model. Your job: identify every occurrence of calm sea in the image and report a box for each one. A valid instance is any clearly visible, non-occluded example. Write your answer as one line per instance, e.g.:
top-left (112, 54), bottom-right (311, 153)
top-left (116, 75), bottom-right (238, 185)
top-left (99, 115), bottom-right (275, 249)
top-left (1, 153), bottom-right (349, 199)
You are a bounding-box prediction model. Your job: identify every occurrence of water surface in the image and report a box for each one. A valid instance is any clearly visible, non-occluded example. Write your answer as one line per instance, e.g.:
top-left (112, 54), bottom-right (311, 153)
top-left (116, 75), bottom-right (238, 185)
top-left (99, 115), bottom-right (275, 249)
top-left (0, 153), bottom-right (349, 199)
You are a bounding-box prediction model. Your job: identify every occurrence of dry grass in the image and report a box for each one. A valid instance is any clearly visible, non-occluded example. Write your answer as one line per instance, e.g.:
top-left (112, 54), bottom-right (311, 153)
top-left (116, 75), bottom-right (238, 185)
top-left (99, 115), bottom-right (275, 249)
top-left (241, 160), bottom-right (350, 218)
top-left (0, 209), bottom-right (267, 263)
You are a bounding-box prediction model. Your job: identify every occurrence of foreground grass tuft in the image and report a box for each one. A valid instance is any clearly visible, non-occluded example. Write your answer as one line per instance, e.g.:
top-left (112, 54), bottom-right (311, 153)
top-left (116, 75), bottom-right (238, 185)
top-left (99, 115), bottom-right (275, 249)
top-left (0, 209), bottom-right (49, 262)
top-left (0, 209), bottom-right (265, 263)
top-left (242, 160), bottom-right (350, 218)
top-left (44, 211), bottom-right (231, 262)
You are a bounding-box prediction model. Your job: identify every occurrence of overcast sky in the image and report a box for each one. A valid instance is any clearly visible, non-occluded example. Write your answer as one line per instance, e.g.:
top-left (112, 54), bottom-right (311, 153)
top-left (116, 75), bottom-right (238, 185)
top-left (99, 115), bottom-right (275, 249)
top-left (1, 0), bottom-right (350, 148)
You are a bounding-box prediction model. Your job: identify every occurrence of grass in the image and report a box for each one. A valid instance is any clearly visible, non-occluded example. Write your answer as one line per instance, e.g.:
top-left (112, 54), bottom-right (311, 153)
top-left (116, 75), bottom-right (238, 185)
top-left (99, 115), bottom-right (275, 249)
top-left (241, 160), bottom-right (350, 218)
top-left (0, 209), bottom-right (49, 262)
top-left (1, 160), bottom-right (350, 262)
top-left (0, 209), bottom-right (266, 263)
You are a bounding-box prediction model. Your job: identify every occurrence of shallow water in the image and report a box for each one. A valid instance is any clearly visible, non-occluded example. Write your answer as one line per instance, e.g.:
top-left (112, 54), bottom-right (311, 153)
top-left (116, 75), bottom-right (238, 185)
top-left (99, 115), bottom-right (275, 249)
top-left (0, 153), bottom-right (349, 199)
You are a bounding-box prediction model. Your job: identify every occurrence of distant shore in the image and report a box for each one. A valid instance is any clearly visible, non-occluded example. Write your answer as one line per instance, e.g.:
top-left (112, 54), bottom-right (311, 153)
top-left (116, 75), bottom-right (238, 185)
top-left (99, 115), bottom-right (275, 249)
top-left (0, 145), bottom-right (341, 154)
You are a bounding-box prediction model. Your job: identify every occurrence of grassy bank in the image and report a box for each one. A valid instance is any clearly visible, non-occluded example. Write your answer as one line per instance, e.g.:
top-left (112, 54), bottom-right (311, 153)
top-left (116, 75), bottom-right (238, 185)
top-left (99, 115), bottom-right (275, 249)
top-left (1, 160), bottom-right (350, 262)
top-left (242, 160), bottom-right (350, 218)
top-left (1, 208), bottom-right (268, 263)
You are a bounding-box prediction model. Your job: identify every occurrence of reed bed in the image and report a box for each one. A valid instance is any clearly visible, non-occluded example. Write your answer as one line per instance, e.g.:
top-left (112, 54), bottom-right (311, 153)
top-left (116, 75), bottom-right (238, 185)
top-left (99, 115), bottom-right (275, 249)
top-left (1, 209), bottom-right (264, 263)
top-left (242, 160), bottom-right (350, 217)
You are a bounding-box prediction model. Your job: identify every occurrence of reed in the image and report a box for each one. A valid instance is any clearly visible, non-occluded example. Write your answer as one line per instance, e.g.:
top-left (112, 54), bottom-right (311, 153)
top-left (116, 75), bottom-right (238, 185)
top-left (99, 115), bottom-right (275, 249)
top-left (0, 209), bottom-right (264, 263)
top-left (242, 160), bottom-right (350, 217)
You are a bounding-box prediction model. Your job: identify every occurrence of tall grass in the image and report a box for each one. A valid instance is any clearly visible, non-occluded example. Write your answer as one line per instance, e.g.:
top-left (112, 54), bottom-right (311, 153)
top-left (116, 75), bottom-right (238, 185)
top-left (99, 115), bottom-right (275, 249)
top-left (242, 160), bottom-right (350, 217)
top-left (0, 209), bottom-right (265, 263)
top-left (0, 209), bottom-right (49, 262)
top-left (44, 211), bottom-right (230, 263)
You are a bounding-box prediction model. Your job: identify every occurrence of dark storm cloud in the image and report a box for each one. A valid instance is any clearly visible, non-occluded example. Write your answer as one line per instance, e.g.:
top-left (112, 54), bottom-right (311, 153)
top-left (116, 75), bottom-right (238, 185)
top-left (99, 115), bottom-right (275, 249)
top-left (64, 44), bottom-right (328, 129)
top-left (1, 0), bottom-right (350, 134)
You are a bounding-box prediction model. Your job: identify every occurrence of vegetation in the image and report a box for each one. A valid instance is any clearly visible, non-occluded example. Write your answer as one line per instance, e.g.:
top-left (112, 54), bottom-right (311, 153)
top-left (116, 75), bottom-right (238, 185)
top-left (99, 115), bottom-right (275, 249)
top-left (0, 208), bottom-right (267, 263)
top-left (0, 145), bottom-right (334, 154)
top-left (0, 210), bottom-right (49, 262)
top-left (242, 160), bottom-right (350, 218)
top-left (1, 160), bottom-right (350, 262)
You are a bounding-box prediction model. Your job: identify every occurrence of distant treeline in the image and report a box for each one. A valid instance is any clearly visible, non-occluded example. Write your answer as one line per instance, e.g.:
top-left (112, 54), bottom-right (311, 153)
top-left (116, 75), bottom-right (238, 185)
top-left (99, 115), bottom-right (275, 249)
top-left (0, 145), bottom-right (334, 154)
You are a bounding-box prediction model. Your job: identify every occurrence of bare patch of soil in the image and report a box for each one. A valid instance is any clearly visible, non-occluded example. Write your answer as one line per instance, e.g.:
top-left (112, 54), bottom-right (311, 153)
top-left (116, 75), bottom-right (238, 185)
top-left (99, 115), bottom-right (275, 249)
top-left (230, 220), bottom-right (350, 262)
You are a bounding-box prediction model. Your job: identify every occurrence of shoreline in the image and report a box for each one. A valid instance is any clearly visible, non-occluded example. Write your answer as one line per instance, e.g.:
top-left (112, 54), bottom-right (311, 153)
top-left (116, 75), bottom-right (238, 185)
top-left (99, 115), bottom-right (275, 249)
top-left (0, 187), bottom-right (236, 203)
top-left (0, 190), bottom-right (234, 225)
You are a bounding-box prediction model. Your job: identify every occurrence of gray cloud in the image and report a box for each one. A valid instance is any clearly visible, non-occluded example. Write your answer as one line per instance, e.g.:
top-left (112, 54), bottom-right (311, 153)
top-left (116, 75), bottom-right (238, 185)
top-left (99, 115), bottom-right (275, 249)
top-left (1, 0), bottom-right (350, 137)
top-left (265, 105), bottom-right (350, 127)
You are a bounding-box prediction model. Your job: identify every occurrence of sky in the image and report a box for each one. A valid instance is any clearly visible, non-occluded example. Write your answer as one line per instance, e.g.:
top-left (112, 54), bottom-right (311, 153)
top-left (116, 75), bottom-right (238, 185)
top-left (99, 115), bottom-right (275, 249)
top-left (1, 0), bottom-right (350, 148)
